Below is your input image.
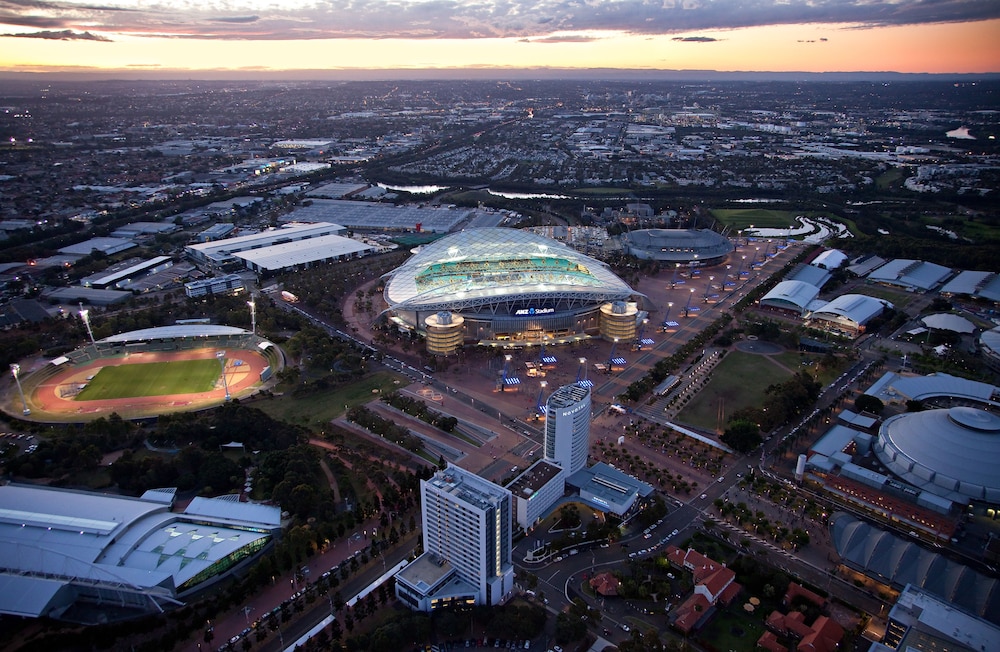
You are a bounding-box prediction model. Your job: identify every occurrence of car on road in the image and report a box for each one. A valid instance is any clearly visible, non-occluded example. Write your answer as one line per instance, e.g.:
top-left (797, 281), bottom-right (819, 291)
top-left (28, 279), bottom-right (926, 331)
top-left (700, 493), bottom-right (707, 499)
top-left (620, 623), bottom-right (630, 632)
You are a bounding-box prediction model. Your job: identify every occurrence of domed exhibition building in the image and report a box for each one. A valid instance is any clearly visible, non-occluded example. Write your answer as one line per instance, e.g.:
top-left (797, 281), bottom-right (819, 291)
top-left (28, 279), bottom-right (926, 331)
top-left (382, 228), bottom-right (641, 354)
top-left (620, 228), bottom-right (735, 266)
top-left (874, 407), bottom-right (1000, 504)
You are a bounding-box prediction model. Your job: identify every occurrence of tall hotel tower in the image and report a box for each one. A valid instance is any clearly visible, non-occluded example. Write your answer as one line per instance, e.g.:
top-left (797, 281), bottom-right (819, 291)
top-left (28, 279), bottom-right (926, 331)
top-left (395, 464), bottom-right (514, 610)
top-left (544, 382), bottom-right (592, 475)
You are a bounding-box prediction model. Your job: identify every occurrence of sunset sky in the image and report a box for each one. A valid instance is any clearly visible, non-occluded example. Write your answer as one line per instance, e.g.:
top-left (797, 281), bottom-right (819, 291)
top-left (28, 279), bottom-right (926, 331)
top-left (1, 0), bottom-right (998, 76)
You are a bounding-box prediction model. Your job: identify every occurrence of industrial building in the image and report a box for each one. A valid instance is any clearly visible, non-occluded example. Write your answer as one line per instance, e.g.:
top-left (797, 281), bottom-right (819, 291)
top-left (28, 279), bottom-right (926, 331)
top-left (185, 222), bottom-right (375, 274)
top-left (805, 294), bottom-right (893, 338)
top-left (868, 583), bottom-right (1000, 651)
top-left (281, 199), bottom-right (473, 233)
top-left (866, 259), bottom-right (953, 293)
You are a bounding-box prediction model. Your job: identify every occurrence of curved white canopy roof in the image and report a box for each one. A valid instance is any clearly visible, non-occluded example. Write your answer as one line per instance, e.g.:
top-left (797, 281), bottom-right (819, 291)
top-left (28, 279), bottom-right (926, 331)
top-left (384, 227), bottom-right (634, 313)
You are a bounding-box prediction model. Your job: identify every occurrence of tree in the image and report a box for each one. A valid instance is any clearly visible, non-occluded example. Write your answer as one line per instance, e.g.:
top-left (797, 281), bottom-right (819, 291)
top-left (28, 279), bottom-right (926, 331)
top-left (854, 394), bottom-right (884, 415)
top-left (721, 419), bottom-right (762, 454)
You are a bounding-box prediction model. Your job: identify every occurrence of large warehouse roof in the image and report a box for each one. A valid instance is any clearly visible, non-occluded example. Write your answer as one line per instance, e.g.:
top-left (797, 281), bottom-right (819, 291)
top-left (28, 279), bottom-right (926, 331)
top-left (865, 371), bottom-right (999, 405)
top-left (232, 234), bottom-right (374, 272)
top-left (283, 199), bottom-right (472, 233)
top-left (874, 407), bottom-right (1000, 503)
top-left (384, 227), bottom-right (634, 313)
top-left (940, 270), bottom-right (1000, 302)
top-left (808, 294), bottom-right (891, 326)
top-left (831, 512), bottom-right (1000, 622)
top-left (186, 222), bottom-right (346, 263)
top-left (760, 280), bottom-right (821, 314)
top-left (867, 259), bottom-right (953, 291)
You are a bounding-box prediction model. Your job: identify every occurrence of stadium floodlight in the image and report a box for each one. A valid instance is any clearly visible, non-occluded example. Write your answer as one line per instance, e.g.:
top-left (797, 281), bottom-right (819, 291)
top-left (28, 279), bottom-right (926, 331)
top-left (216, 351), bottom-right (230, 401)
top-left (247, 299), bottom-right (256, 336)
top-left (78, 303), bottom-right (97, 354)
top-left (10, 363), bottom-right (29, 415)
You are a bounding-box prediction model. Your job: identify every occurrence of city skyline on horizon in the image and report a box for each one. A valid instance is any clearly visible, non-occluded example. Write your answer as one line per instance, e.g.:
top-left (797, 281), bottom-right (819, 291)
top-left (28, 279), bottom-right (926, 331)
top-left (1, 1), bottom-right (998, 78)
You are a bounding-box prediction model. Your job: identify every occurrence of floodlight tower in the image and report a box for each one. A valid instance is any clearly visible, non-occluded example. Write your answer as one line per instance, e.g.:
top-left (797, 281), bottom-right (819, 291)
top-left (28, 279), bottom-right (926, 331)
top-left (684, 288), bottom-right (696, 317)
top-left (535, 381), bottom-right (547, 416)
top-left (216, 350), bottom-right (231, 401)
top-left (663, 302), bottom-right (674, 329)
top-left (10, 364), bottom-right (29, 416)
top-left (78, 303), bottom-right (97, 354)
top-left (576, 357), bottom-right (587, 383)
top-left (247, 298), bottom-right (257, 336)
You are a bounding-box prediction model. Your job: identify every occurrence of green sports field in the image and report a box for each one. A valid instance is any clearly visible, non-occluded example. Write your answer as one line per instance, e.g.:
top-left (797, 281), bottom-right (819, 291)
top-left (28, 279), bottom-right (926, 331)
top-left (75, 359), bottom-right (221, 401)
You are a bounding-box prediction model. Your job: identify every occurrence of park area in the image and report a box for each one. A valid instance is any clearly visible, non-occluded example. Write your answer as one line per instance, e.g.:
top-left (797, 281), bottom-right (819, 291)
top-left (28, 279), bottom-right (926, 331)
top-left (75, 359), bottom-right (221, 401)
top-left (675, 347), bottom-right (845, 433)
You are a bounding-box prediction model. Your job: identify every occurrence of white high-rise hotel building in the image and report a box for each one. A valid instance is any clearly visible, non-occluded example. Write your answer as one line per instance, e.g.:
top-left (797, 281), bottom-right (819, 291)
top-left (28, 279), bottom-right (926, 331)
top-left (544, 382), bottom-right (592, 475)
top-left (395, 464), bottom-right (514, 611)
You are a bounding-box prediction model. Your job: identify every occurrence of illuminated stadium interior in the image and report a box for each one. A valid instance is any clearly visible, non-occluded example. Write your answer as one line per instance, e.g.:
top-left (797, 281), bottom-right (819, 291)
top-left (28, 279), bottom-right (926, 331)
top-left (383, 228), bottom-right (638, 347)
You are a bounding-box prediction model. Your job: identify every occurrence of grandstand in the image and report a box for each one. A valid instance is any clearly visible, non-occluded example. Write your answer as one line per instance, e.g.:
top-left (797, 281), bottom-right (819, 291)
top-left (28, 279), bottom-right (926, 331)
top-left (8, 325), bottom-right (282, 423)
top-left (382, 228), bottom-right (639, 352)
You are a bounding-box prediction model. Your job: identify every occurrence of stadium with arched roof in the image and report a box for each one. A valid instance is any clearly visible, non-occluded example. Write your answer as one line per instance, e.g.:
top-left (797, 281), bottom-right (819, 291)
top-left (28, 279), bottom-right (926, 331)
top-left (382, 227), bottom-right (640, 350)
top-left (620, 228), bottom-right (734, 265)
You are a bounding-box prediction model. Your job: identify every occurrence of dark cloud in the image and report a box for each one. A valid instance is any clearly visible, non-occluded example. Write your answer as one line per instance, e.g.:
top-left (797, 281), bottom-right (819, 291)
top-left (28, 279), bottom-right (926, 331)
top-left (671, 36), bottom-right (719, 42)
top-left (0, 11), bottom-right (65, 27)
top-left (209, 15), bottom-right (259, 24)
top-left (0, 0), bottom-right (996, 41)
top-left (4, 28), bottom-right (110, 40)
top-left (522, 34), bottom-right (599, 43)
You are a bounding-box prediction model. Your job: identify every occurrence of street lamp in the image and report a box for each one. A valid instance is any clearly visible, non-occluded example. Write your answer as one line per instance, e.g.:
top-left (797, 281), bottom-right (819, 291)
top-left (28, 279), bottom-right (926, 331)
top-left (247, 298), bottom-right (256, 336)
top-left (10, 364), bottom-right (29, 415)
top-left (216, 351), bottom-right (230, 401)
top-left (684, 288), bottom-right (696, 317)
top-left (705, 275), bottom-right (715, 299)
top-left (78, 303), bottom-right (97, 354)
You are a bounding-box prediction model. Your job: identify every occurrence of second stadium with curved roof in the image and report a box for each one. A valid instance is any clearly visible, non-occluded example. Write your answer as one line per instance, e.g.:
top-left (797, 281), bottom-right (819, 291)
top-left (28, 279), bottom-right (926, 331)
top-left (383, 228), bottom-right (638, 349)
top-left (620, 228), bottom-right (734, 265)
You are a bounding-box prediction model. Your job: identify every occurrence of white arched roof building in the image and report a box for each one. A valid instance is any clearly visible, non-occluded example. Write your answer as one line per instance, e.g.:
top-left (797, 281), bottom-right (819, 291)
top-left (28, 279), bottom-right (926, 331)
top-left (760, 280), bottom-right (821, 316)
top-left (806, 294), bottom-right (893, 338)
top-left (383, 227), bottom-right (637, 346)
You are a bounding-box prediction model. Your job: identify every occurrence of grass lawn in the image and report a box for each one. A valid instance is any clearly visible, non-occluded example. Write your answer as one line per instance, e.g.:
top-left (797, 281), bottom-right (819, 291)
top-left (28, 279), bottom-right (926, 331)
top-left (711, 208), bottom-right (797, 229)
top-left (677, 351), bottom-right (793, 432)
top-left (254, 371), bottom-right (407, 427)
top-left (698, 605), bottom-right (766, 651)
top-left (76, 359), bottom-right (220, 400)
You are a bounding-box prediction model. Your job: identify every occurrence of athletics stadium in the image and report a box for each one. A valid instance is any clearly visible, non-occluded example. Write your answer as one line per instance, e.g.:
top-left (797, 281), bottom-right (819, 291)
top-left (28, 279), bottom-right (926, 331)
top-left (381, 227), bottom-right (642, 354)
top-left (6, 324), bottom-right (282, 423)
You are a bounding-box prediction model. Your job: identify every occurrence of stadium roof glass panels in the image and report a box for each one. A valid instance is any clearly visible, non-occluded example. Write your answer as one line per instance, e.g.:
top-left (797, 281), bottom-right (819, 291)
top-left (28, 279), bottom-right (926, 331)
top-left (384, 227), bottom-right (634, 313)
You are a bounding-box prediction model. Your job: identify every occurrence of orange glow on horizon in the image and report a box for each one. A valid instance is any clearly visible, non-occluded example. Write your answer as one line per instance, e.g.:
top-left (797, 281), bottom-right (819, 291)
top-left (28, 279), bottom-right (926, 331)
top-left (1, 20), bottom-right (997, 76)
